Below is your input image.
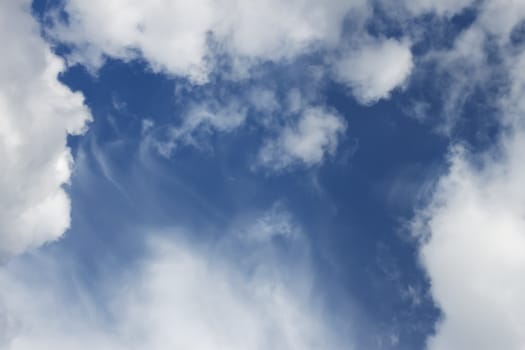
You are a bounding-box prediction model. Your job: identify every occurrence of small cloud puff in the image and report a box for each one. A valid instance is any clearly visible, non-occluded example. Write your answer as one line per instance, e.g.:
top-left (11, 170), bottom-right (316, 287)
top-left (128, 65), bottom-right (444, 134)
top-left (333, 38), bottom-right (413, 105)
top-left (258, 107), bottom-right (347, 170)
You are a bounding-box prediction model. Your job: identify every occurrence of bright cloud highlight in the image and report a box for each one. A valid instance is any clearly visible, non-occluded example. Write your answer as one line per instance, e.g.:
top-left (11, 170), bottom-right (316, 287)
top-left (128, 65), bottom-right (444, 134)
top-left (50, 0), bottom-right (368, 82)
top-left (0, 0), bottom-right (91, 258)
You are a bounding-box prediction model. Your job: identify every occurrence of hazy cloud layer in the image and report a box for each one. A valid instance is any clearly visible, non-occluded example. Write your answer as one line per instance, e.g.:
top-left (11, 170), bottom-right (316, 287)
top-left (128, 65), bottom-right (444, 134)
top-left (0, 210), bottom-right (350, 350)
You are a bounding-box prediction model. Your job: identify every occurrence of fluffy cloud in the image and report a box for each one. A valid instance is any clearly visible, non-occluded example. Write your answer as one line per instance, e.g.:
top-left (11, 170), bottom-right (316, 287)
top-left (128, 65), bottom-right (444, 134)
top-left (50, 0), bottom-right (368, 82)
top-left (410, 2), bottom-right (525, 348)
top-left (0, 1), bottom-right (91, 258)
top-left (258, 107), bottom-right (347, 170)
top-left (413, 131), bottom-right (525, 350)
top-left (333, 38), bottom-right (414, 104)
top-left (0, 223), bottom-right (349, 350)
top-left (46, 0), bottom-right (421, 174)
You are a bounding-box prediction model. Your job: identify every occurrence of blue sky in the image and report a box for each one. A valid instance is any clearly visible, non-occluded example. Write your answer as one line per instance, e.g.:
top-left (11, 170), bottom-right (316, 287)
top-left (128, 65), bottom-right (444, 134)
top-left (2, 1), bottom-right (525, 349)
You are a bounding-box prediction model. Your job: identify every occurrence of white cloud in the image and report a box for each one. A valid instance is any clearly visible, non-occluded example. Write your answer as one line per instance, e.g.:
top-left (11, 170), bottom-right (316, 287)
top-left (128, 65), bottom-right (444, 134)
top-left (53, 0), bottom-right (215, 82)
top-left (0, 1), bottom-right (91, 259)
top-left (0, 230), bottom-right (349, 350)
top-left (401, 0), bottom-right (475, 16)
top-left (151, 99), bottom-right (247, 157)
top-left (410, 4), bottom-right (525, 346)
top-left (333, 38), bottom-right (414, 104)
top-left (413, 132), bottom-right (525, 350)
top-left (258, 106), bottom-right (347, 170)
top-left (50, 0), bottom-right (368, 82)
top-left (393, 3), bottom-right (525, 348)
top-left (45, 0), bottom-right (417, 174)
top-left (144, 93), bottom-right (347, 173)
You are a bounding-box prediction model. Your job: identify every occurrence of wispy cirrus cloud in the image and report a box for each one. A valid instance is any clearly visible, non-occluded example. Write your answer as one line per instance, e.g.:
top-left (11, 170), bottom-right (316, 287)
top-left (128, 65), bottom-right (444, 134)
top-left (0, 205), bottom-right (352, 350)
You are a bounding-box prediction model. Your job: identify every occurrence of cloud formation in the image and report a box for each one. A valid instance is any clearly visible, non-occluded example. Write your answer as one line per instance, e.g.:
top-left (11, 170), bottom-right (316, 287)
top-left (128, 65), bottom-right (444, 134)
top-left (258, 106), bottom-right (347, 170)
top-left (10, 1), bottom-right (525, 349)
top-left (50, 0), bottom-right (368, 82)
top-left (153, 99), bottom-right (248, 157)
top-left (413, 133), bottom-right (525, 350)
top-left (0, 1), bottom-right (91, 258)
top-left (411, 2), bottom-right (525, 349)
top-left (49, 0), bottom-right (415, 104)
top-left (0, 214), bottom-right (349, 350)
top-left (45, 0), bottom-right (424, 174)
top-left (334, 38), bottom-right (414, 104)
